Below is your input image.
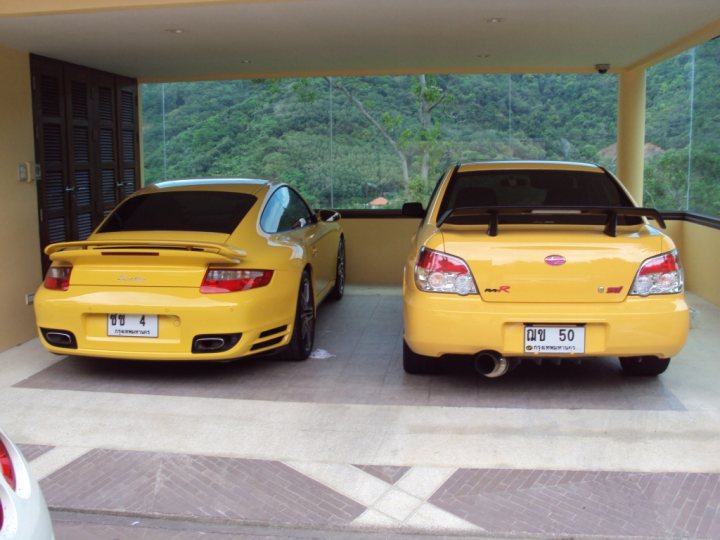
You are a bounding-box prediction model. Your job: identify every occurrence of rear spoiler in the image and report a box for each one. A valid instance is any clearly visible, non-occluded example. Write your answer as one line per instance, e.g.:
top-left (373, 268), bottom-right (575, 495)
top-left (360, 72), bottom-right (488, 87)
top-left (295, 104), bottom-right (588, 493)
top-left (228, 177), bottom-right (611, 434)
top-left (45, 240), bottom-right (246, 262)
top-left (437, 206), bottom-right (666, 237)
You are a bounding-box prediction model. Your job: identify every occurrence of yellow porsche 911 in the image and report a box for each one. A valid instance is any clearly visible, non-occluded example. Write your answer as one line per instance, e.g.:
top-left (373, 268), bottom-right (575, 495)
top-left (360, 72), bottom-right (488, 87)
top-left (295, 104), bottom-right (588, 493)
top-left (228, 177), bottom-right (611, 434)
top-left (34, 179), bottom-right (345, 362)
top-left (402, 161), bottom-right (688, 377)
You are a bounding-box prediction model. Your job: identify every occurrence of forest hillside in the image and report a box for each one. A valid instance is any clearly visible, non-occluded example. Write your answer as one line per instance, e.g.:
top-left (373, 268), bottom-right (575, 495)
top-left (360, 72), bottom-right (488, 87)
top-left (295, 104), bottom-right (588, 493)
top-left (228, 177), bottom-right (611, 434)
top-left (142, 40), bottom-right (719, 215)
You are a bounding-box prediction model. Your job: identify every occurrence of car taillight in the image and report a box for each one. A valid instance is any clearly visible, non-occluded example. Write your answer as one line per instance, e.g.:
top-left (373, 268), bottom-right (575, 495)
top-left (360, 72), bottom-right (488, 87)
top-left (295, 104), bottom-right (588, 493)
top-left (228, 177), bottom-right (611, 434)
top-left (44, 265), bottom-right (72, 291)
top-left (630, 250), bottom-right (684, 296)
top-left (414, 247), bottom-right (477, 295)
top-left (0, 439), bottom-right (16, 491)
top-left (200, 269), bottom-right (273, 293)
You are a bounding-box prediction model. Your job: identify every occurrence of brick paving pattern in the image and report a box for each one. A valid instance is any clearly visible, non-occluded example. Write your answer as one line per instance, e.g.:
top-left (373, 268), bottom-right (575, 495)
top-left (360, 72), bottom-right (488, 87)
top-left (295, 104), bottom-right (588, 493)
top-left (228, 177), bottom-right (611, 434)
top-left (353, 465), bottom-right (410, 485)
top-left (54, 522), bottom-right (282, 540)
top-left (38, 446), bottom-right (720, 538)
top-left (41, 449), bottom-right (366, 528)
top-left (16, 295), bottom-right (684, 411)
top-left (17, 443), bottom-right (54, 461)
top-left (430, 468), bottom-right (720, 538)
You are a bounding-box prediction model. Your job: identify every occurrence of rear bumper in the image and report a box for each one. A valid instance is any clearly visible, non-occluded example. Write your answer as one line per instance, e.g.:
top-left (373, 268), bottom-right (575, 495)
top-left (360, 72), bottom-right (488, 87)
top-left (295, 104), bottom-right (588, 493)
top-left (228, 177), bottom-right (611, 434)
top-left (403, 284), bottom-right (689, 359)
top-left (33, 281), bottom-right (297, 361)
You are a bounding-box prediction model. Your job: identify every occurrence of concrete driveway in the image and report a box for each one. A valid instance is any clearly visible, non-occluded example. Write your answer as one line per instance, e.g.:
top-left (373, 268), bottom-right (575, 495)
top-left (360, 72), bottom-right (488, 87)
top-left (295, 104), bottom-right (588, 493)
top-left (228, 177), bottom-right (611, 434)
top-left (1, 287), bottom-right (719, 539)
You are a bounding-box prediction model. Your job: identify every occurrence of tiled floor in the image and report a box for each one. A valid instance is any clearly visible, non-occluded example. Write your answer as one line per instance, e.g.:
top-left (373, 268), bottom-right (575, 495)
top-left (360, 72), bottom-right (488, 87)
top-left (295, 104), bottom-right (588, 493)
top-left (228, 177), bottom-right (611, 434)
top-left (3, 288), bottom-right (720, 539)
top-left (17, 294), bottom-right (684, 411)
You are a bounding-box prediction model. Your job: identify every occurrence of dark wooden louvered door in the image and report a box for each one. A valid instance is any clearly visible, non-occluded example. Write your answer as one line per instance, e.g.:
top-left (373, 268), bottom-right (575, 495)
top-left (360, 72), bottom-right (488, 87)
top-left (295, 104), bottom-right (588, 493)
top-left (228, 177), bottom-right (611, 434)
top-left (32, 57), bottom-right (71, 248)
top-left (95, 73), bottom-right (120, 223)
top-left (31, 55), bottom-right (140, 271)
top-left (117, 77), bottom-right (140, 206)
top-left (65, 65), bottom-right (95, 240)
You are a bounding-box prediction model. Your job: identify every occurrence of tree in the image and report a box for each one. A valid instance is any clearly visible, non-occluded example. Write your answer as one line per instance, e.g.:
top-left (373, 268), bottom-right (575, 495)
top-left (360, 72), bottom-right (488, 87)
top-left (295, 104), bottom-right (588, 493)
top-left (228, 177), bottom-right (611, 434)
top-left (328, 75), bottom-right (446, 196)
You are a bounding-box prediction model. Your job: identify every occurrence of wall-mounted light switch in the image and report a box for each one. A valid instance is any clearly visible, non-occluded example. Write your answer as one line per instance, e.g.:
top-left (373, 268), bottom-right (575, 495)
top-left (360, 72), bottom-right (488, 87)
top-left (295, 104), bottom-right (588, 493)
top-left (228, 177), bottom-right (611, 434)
top-left (18, 162), bottom-right (29, 182)
top-left (18, 162), bottom-right (35, 183)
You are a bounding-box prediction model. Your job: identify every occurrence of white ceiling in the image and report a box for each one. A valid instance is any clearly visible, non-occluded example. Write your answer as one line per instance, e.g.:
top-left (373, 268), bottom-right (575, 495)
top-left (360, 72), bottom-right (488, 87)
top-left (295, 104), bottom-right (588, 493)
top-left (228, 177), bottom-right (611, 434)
top-left (0, 0), bottom-right (719, 81)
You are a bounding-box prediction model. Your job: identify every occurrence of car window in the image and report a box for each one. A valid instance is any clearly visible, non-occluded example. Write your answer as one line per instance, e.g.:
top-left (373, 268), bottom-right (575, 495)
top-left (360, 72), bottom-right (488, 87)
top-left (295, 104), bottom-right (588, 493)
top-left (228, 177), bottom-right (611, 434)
top-left (261, 187), bottom-right (314, 233)
top-left (437, 169), bottom-right (640, 226)
top-left (98, 191), bottom-right (257, 234)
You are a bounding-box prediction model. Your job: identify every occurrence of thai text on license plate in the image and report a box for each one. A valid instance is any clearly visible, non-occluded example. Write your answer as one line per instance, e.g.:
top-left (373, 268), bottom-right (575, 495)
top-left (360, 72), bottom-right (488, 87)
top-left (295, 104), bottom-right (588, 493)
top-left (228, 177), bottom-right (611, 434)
top-left (107, 314), bottom-right (158, 338)
top-left (524, 325), bottom-right (585, 354)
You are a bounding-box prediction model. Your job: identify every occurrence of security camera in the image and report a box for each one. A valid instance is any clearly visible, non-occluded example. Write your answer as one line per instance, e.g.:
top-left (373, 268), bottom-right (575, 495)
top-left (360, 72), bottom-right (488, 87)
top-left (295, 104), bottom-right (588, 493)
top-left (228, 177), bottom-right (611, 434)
top-left (595, 64), bottom-right (610, 74)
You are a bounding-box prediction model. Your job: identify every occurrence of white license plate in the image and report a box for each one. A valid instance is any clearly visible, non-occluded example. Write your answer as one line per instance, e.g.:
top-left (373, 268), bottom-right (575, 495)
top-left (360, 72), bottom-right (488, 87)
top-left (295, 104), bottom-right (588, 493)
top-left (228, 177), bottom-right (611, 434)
top-left (524, 325), bottom-right (585, 354)
top-left (107, 314), bottom-right (158, 338)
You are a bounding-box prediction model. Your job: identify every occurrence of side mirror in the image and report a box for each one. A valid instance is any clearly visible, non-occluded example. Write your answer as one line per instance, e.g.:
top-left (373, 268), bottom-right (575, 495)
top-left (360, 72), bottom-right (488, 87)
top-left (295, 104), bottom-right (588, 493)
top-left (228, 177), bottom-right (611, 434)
top-left (402, 202), bottom-right (426, 218)
top-left (317, 209), bottom-right (341, 223)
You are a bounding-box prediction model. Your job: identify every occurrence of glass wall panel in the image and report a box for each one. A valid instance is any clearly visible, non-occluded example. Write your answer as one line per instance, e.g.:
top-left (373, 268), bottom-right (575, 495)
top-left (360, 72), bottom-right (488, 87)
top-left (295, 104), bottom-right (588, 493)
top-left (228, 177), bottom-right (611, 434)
top-left (142, 74), bottom-right (618, 209)
top-left (645, 38), bottom-right (720, 217)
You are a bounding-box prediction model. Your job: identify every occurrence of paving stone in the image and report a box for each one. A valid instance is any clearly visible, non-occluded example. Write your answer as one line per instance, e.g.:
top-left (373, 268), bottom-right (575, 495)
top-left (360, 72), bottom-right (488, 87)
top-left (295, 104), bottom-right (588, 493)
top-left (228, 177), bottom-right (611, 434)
top-left (353, 465), bottom-right (409, 485)
top-left (430, 468), bottom-right (720, 538)
top-left (41, 449), bottom-right (366, 528)
top-left (17, 443), bottom-right (54, 461)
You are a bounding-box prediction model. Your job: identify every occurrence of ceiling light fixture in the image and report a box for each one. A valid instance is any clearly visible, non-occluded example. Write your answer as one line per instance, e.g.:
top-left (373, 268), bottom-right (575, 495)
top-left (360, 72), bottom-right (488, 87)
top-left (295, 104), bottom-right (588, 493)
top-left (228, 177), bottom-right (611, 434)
top-left (165, 28), bottom-right (186, 34)
top-left (485, 17), bottom-right (504, 24)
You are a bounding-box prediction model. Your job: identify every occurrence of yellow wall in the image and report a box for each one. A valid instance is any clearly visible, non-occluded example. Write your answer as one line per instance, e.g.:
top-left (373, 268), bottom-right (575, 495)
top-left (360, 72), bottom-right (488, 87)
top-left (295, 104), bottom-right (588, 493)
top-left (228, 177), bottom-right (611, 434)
top-left (682, 222), bottom-right (720, 306)
top-left (664, 218), bottom-right (720, 305)
top-left (0, 46), bottom-right (42, 350)
top-left (342, 218), bottom-right (418, 285)
top-left (664, 220), bottom-right (684, 255)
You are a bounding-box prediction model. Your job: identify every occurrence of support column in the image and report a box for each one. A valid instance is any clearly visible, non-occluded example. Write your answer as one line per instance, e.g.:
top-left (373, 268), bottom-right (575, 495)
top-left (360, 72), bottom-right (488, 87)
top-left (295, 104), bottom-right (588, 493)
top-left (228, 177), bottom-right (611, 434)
top-left (617, 68), bottom-right (647, 205)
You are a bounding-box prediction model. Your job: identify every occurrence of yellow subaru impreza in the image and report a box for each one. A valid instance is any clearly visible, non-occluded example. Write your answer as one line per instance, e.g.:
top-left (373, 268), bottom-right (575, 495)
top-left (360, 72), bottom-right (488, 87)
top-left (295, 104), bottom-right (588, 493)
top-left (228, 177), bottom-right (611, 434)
top-left (34, 179), bottom-right (344, 361)
top-left (402, 161), bottom-right (688, 377)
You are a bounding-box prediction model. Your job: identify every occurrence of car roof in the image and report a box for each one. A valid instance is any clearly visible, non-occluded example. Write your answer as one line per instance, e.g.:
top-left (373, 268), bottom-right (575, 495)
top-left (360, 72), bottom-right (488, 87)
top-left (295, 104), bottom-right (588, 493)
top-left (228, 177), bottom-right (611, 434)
top-left (457, 161), bottom-right (604, 173)
top-left (139, 178), bottom-right (281, 196)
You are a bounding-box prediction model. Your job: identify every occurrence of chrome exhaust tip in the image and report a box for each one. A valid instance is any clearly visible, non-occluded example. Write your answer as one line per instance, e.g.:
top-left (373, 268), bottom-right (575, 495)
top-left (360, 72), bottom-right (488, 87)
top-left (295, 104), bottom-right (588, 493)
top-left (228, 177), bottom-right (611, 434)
top-left (40, 328), bottom-right (77, 349)
top-left (192, 333), bottom-right (242, 354)
top-left (193, 337), bottom-right (227, 352)
top-left (474, 350), bottom-right (510, 378)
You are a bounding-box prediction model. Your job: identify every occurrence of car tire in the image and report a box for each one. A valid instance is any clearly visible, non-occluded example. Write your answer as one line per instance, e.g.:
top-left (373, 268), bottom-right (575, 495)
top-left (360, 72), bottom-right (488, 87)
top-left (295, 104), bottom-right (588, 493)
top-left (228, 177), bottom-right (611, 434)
top-left (620, 356), bottom-right (670, 376)
top-left (279, 271), bottom-right (315, 362)
top-left (328, 237), bottom-right (345, 301)
top-left (403, 340), bottom-right (438, 374)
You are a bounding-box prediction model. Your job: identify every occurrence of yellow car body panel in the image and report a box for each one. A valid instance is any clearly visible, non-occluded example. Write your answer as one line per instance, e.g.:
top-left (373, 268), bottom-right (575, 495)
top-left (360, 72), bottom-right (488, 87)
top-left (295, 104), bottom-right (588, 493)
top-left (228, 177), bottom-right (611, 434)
top-left (403, 161), bottom-right (689, 368)
top-left (34, 179), bottom-right (343, 361)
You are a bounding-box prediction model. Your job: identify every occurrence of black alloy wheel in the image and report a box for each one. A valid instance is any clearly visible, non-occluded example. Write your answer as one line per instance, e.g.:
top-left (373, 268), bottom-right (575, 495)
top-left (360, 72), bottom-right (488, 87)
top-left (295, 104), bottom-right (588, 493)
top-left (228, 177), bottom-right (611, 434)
top-left (279, 271), bottom-right (315, 361)
top-left (329, 237), bottom-right (345, 301)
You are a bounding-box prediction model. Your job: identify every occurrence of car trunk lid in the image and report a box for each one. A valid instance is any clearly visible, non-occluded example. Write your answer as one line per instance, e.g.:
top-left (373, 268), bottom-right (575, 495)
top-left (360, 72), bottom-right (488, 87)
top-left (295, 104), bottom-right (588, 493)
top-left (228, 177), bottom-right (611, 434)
top-left (441, 225), bottom-right (663, 303)
top-left (47, 232), bottom-right (242, 289)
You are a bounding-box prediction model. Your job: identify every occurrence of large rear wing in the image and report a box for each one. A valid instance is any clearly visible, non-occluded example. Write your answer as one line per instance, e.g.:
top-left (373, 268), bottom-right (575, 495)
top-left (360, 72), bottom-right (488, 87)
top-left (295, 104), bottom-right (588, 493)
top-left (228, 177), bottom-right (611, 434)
top-left (45, 240), bottom-right (246, 263)
top-left (437, 206), bottom-right (666, 237)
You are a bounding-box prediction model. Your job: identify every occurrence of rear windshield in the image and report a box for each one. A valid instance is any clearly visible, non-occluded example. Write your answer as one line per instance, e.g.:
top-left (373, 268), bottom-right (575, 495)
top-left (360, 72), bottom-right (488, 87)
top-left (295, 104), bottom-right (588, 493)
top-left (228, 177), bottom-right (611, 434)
top-left (437, 169), bottom-right (640, 225)
top-left (98, 191), bottom-right (257, 234)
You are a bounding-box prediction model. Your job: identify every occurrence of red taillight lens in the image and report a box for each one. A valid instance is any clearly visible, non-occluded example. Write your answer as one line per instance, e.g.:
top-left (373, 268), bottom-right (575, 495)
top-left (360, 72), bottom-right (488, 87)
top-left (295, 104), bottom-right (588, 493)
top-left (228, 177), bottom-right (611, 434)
top-left (200, 269), bottom-right (273, 293)
top-left (414, 247), bottom-right (477, 295)
top-left (630, 250), bottom-right (684, 296)
top-left (44, 265), bottom-right (72, 291)
top-left (0, 439), bottom-right (16, 491)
